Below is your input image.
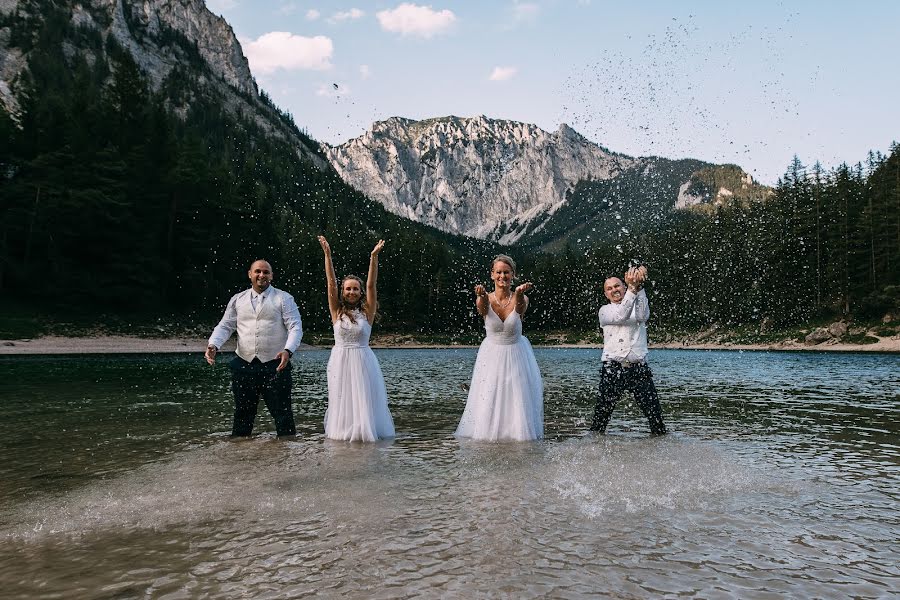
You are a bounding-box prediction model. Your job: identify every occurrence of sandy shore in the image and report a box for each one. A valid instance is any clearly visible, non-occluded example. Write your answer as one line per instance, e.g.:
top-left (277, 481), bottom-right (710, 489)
top-left (0, 334), bottom-right (898, 355)
top-left (650, 338), bottom-right (900, 353)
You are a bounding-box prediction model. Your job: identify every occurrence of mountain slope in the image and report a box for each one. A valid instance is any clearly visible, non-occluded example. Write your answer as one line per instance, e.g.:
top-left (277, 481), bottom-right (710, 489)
top-left (326, 116), bottom-right (637, 244)
top-left (0, 0), bottom-right (499, 335)
top-left (326, 115), bottom-right (771, 249)
top-left (0, 0), bottom-right (322, 162)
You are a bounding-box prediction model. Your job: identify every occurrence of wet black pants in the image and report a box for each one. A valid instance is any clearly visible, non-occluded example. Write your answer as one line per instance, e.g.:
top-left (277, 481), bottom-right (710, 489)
top-left (229, 356), bottom-right (296, 436)
top-left (590, 361), bottom-right (667, 435)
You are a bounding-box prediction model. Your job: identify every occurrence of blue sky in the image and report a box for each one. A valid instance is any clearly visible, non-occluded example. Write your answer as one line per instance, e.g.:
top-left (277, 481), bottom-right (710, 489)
top-left (205, 1), bottom-right (900, 185)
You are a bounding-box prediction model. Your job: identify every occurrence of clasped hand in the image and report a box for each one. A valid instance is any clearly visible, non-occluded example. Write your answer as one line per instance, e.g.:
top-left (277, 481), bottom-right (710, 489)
top-left (624, 265), bottom-right (648, 291)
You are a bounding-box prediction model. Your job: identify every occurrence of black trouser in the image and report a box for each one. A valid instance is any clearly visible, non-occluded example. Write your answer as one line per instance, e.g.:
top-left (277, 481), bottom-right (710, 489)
top-left (590, 361), bottom-right (667, 435)
top-left (229, 356), bottom-right (296, 436)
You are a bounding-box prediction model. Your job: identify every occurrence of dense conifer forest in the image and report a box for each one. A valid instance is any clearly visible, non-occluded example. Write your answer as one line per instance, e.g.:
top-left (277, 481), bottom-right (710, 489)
top-left (1, 1), bottom-right (897, 338)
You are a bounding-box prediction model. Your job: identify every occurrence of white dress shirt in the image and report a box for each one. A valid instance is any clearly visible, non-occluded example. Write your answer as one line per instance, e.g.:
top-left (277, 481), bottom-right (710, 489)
top-left (208, 286), bottom-right (303, 362)
top-left (598, 289), bottom-right (649, 363)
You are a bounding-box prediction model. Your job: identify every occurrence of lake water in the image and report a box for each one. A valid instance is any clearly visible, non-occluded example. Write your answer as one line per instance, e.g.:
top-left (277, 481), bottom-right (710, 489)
top-left (0, 348), bottom-right (897, 598)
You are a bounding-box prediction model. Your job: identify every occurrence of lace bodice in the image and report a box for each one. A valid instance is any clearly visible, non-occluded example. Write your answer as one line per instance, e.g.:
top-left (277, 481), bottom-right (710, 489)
top-left (333, 311), bottom-right (371, 348)
top-left (484, 305), bottom-right (522, 345)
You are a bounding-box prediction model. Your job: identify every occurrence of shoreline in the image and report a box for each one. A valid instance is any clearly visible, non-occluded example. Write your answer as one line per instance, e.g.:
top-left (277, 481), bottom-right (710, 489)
top-left (0, 334), bottom-right (898, 355)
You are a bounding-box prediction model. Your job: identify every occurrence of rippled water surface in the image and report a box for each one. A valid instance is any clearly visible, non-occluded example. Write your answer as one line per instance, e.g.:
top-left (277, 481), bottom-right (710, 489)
top-left (1, 349), bottom-right (898, 598)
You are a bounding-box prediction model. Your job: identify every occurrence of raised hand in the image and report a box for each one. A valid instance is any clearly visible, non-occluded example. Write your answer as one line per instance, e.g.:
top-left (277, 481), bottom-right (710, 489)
top-left (624, 266), bottom-right (645, 291)
top-left (474, 284), bottom-right (487, 297)
top-left (636, 265), bottom-right (648, 283)
top-left (515, 282), bottom-right (533, 295)
top-left (317, 235), bottom-right (331, 254)
top-left (624, 267), bottom-right (638, 286)
top-left (371, 239), bottom-right (385, 257)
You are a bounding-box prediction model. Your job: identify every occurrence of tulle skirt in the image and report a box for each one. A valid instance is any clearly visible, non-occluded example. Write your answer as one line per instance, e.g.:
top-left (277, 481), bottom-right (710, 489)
top-left (455, 336), bottom-right (544, 441)
top-left (325, 345), bottom-right (395, 442)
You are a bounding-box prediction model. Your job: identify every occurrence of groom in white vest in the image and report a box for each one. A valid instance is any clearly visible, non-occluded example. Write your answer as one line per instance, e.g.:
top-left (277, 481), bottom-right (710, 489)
top-left (589, 265), bottom-right (667, 435)
top-left (205, 259), bottom-right (303, 437)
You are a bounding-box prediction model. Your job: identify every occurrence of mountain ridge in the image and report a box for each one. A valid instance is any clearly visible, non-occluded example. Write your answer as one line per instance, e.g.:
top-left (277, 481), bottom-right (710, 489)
top-left (326, 115), bottom-right (769, 247)
top-left (0, 0), bottom-right (324, 163)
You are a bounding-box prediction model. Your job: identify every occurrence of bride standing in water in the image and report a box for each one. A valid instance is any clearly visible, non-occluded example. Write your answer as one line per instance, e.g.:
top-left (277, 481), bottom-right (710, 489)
top-left (318, 236), bottom-right (395, 441)
top-left (455, 255), bottom-right (544, 441)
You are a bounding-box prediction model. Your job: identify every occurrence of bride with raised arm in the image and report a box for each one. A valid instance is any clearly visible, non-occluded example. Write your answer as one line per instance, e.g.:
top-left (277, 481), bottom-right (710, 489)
top-left (455, 254), bottom-right (544, 441)
top-left (317, 236), bottom-right (395, 442)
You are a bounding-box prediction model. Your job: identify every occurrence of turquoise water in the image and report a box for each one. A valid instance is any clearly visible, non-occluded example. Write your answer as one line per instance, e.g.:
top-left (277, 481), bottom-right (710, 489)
top-left (0, 349), bottom-right (898, 597)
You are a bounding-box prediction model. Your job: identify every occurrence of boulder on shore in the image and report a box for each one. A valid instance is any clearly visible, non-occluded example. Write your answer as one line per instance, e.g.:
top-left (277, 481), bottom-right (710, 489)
top-left (804, 328), bottom-right (833, 345)
top-left (827, 321), bottom-right (848, 339)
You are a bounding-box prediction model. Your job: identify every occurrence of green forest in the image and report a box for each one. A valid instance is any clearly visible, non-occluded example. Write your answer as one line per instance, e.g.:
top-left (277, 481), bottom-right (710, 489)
top-left (1, 1), bottom-right (898, 340)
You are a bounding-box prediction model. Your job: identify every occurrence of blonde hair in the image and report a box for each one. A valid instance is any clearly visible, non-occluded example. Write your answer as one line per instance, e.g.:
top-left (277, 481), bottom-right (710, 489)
top-left (491, 254), bottom-right (517, 275)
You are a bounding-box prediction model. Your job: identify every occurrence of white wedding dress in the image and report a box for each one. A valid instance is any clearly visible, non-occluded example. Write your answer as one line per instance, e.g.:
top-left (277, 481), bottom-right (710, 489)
top-left (455, 305), bottom-right (544, 441)
top-left (324, 311), bottom-right (395, 441)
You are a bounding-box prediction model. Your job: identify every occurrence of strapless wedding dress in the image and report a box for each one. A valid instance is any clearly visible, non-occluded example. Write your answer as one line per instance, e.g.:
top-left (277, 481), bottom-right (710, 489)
top-left (325, 311), bottom-right (395, 441)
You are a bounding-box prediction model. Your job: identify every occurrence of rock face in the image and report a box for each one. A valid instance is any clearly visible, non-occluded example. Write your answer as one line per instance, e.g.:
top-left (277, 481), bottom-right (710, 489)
top-left (2, 0), bottom-right (254, 102)
top-left (0, 0), bottom-right (323, 163)
top-left (327, 116), bottom-right (767, 244)
top-left (675, 165), bottom-right (770, 209)
top-left (326, 116), bottom-right (638, 244)
top-left (120, 0), bottom-right (253, 93)
top-left (45, 0), bottom-right (258, 96)
top-left (0, 25), bottom-right (24, 118)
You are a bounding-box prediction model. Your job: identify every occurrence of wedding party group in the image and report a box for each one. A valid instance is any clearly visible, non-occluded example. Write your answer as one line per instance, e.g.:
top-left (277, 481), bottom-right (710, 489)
top-left (204, 239), bottom-right (667, 442)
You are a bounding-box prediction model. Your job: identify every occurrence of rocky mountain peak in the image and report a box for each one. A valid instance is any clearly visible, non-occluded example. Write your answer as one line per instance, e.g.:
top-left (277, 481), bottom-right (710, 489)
top-left (1, 0), bottom-right (324, 162)
top-left (326, 115), bottom-right (635, 243)
top-left (22, 0), bottom-right (258, 97)
top-left (555, 122), bottom-right (579, 138)
top-left (116, 0), bottom-right (256, 95)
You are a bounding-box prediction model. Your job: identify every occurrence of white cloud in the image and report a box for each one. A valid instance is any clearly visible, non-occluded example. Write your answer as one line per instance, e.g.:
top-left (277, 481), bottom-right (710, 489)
top-left (206, 0), bottom-right (237, 14)
top-left (277, 2), bottom-right (298, 15)
top-left (306, 9), bottom-right (321, 20)
top-left (316, 82), bottom-right (351, 97)
top-left (328, 8), bottom-right (365, 23)
top-left (376, 3), bottom-right (457, 38)
top-left (359, 65), bottom-right (371, 79)
top-left (513, 2), bottom-right (539, 23)
top-left (489, 66), bottom-right (518, 81)
top-left (241, 32), bottom-right (333, 74)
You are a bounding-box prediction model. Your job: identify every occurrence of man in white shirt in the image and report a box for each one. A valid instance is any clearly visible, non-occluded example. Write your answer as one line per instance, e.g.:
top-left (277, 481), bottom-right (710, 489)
top-left (205, 259), bottom-right (303, 437)
top-left (589, 265), bottom-right (667, 435)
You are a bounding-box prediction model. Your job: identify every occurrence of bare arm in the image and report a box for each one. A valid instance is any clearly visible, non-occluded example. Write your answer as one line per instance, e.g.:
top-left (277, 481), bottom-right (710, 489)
top-left (474, 284), bottom-right (489, 317)
top-left (366, 239), bottom-right (384, 324)
top-left (514, 282), bottom-right (533, 316)
top-left (318, 236), bottom-right (340, 324)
